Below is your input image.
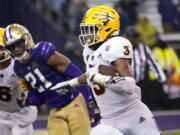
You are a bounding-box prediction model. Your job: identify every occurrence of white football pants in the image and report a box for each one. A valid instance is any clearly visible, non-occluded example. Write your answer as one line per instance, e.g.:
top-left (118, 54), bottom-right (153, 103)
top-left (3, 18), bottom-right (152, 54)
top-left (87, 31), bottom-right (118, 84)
top-left (100, 100), bottom-right (161, 135)
top-left (0, 106), bottom-right (37, 135)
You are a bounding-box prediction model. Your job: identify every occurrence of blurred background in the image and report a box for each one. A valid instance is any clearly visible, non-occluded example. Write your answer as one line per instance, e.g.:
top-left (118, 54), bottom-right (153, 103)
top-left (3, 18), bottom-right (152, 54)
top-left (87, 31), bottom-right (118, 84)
top-left (0, 0), bottom-right (180, 134)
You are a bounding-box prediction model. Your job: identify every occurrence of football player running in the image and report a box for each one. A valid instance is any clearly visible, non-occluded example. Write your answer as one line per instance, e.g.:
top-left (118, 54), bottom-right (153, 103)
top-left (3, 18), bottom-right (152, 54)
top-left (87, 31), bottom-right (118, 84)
top-left (0, 28), bottom-right (37, 135)
top-left (51, 6), bottom-right (161, 135)
top-left (3, 24), bottom-right (91, 135)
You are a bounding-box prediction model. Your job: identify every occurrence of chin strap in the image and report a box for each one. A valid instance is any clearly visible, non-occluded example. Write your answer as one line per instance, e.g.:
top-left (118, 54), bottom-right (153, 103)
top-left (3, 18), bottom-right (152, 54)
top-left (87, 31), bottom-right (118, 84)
top-left (0, 51), bottom-right (11, 63)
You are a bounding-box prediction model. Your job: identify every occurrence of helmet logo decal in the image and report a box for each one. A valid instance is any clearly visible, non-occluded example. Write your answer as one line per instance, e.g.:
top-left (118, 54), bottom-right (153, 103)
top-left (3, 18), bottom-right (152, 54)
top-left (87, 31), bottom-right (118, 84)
top-left (94, 10), bottom-right (116, 21)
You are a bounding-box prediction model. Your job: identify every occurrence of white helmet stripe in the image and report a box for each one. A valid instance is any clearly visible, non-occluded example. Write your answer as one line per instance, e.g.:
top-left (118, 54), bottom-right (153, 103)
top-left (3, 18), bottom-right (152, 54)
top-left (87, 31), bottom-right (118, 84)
top-left (4, 26), bottom-right (14, 45)
top-left (6, 26), bottom-right (11, 41)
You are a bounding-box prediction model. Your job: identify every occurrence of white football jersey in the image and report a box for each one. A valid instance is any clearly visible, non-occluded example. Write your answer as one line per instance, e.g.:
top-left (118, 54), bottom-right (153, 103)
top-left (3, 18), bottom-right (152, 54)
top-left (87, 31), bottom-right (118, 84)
top-left (0, 59), bottom-right (21, 112)
top-left (83, 36), bottom-right (141, 118)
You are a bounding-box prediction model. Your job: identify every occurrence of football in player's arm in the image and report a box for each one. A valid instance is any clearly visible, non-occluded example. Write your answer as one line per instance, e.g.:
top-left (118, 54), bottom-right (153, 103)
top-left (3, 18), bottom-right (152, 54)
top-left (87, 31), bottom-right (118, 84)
top-left (3, 24), bottom-right (96, 135)
top-left (0, 28), bottom-right (37, 135)
top-left (51, 6), bottom-right (161, 135)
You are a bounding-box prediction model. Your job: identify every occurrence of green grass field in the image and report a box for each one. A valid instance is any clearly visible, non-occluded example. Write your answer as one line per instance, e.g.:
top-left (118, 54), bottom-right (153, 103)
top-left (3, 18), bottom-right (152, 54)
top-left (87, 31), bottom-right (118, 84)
top-left (162, 131), bottom-right (180, 135)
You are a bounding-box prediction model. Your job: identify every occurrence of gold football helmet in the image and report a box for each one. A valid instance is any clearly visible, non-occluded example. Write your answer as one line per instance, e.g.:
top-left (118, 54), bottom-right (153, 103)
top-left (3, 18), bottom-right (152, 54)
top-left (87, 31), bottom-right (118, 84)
top-left (0, 28), bottom-right (5, 45)
top-left (79, 5), bottom-right (120, 47)
top-left (3, 24), bottom-right (34, 63)
top-left (3, 24), bottom-right (34, 51)
top-left (0, 28), bottom-right (11, 63)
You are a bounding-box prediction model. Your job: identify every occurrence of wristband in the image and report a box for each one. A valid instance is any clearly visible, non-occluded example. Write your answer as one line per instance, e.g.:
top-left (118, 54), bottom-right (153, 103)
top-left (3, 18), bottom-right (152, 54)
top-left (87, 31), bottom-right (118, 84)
top-left (93, 73), bottom-right (111, 86)
top-left (69, 78), bottom-right (80, 88)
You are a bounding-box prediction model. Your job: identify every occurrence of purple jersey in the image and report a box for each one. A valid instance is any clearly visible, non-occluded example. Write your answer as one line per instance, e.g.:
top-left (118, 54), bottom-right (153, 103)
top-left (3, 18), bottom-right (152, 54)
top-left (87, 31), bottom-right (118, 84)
top-left (14, 41), bottom-right (79, 108)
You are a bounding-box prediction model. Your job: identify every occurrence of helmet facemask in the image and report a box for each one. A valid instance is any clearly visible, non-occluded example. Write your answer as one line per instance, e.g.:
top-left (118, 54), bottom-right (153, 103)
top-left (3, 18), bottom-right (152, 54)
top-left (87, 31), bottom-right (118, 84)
top-left (0, 46), bottom-right (11, 63)
top-left (6, 38), bottom-right (30, 63)
top-left (79, 23), bottom-right (102, 47)
top-left (0, 28), bottom-right (11, 64)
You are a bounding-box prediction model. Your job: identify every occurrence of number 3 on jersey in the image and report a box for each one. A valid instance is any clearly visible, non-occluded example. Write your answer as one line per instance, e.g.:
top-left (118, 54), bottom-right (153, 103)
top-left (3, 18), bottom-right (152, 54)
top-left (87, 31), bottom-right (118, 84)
top-left (25, 68), bottom-right (52, 92)
top-left (92, 83), bottom-right (106, 96)
top-left (123, 46), bottom-right (130, 56)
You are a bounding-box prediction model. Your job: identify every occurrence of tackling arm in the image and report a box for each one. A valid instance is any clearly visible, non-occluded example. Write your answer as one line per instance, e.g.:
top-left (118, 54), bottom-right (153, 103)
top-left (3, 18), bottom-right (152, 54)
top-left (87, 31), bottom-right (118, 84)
top-left (50, 73), bottom-right (87, 91)
top-left (47, 51), bottom-right (88, 91)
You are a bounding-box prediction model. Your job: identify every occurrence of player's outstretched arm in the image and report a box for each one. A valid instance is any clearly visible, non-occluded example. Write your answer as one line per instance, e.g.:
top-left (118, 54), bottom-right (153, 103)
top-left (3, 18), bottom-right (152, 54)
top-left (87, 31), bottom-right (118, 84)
top-left (50, 73), bottom-right (88, 91)
top-left (47, 50), bottom-right (88, 91)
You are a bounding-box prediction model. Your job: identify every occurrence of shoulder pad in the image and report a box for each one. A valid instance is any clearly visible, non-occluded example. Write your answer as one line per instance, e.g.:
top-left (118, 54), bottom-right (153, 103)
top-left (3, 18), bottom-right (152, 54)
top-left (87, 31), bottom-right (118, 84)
top-left (103, 37), bottom-right (133, 62)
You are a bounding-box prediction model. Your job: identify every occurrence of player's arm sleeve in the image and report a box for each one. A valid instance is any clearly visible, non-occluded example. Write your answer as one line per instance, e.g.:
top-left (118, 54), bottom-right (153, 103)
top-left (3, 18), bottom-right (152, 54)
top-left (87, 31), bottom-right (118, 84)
top-left (62, 62), bottom-right (83, 78)
top-left (39, 41), bottom-right (56, 61)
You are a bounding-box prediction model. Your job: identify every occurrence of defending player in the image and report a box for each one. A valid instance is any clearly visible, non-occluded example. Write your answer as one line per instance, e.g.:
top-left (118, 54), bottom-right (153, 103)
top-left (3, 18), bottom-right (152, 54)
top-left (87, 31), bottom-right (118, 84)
top-left (51, 6), bottom-right (161, 135)
top-left (3, 24), bottom-right (91, 135)
top-left (0, 28), bottom-right (37, 135)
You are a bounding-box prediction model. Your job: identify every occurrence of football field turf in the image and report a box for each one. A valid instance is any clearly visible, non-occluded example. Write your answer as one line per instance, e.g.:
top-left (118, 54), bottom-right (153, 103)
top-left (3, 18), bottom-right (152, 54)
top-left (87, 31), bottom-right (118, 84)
top-left (162, 130), bottom-right (180, 135)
